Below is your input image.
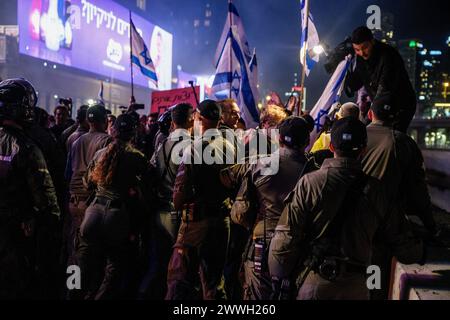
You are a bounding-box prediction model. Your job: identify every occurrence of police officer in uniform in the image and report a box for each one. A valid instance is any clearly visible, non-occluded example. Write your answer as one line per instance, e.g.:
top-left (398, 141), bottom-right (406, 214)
top-left (139, 103), bottom-right (194, 299)
top-left (166, 100), bottom-right (235, 300)
top-left (221, 116), bottom-right (315, 300)
top-left (268, 118), bottom-right (424, 300)
top-left (66, 104), bottom-right (112, 270)
top-left (24, 106), bottom-right (68, 298)
top-left (361, 95), bottom-right (437, 299)
top-left (77, 113), bottom-right (151, 299)
top-left (218, 99), bottom-right (247, 300)
top-left (0, 78), bottom-right (61, 299)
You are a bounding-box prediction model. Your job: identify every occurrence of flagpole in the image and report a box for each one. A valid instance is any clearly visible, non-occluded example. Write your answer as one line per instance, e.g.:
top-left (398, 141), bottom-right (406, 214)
top-left (129, 10), bottom-right (135, 103)
top-left (298, 0), bottom-right (310, 116)
top-left (229, 0), bottom-right (233, 99)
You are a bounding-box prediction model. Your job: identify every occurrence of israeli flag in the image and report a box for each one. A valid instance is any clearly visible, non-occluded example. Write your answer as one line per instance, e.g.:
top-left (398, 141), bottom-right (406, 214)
top-left (308, 55), bottom-right (353, 150)
top-left (130, 19), bottom-right (158, 88)
top-left (214, 1), bottom-right (252, 68)
top-left (300, 0), bottom-right (320, 76)
top-left (212, 25), bottom-right (260, 129)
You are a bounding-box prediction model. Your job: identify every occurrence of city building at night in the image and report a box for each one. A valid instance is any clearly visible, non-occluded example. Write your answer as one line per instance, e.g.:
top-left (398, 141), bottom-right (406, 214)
top-left (0, 0), bottom-right (173, 116)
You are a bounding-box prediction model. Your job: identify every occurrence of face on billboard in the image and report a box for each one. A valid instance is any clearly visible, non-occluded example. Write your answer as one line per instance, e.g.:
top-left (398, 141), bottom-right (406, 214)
top-left (18, 0), bottom-right (173, 90)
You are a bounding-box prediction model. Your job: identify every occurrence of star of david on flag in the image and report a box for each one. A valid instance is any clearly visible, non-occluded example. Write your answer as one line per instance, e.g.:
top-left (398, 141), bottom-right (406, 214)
top-left (211, 2), bottom-right (260, 129)
top-left (130, 19), bottom-right (158, 88)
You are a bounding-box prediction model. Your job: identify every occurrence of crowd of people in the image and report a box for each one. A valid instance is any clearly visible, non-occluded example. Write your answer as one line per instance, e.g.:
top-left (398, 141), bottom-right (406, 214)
top-left (0, 26), bottom-right (440, 300)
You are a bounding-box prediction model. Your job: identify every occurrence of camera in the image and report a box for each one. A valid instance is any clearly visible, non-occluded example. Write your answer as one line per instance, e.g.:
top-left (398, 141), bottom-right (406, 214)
top-left (59, 97), bottom-right (73, 116)
top-left (59, 97), bottom-right (72, 107)
top-left (157, 108), bottom-right (172, 135)
top-left (324, 37), bottom-right (354, 74)
top-left (129, 103), bottom-right (145, 111)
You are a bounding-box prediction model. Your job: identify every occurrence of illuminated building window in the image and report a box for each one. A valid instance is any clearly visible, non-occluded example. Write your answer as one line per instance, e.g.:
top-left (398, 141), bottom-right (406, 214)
top-left (194, 19), bottom-right (200, 28)
top-left (424, 128), bottom-right (450, 149)
top-left (204, 20), bottom-right (210, 27)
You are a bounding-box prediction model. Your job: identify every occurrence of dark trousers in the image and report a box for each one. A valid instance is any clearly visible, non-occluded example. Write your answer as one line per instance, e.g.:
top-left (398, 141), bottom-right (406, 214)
top-left (66, 196), bottom-right (88, 266)
top-left (75, 200), bottom-right (131, 300)
top-left (297, 271), bottom-right (369, 300)
top-left (166, 216), bottom-right (230, 300)
top-left (242, 260), bottom-right (273, 300)
top-left (0, 223), bottom-right (32, 299)
top-left (139, 210), bottom-right (180, 299)
top-left (224, 223), bottom-right (249, 300)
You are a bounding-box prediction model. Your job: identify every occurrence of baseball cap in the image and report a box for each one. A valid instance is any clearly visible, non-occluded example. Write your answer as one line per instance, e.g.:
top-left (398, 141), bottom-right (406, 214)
top-left (198, 99), bottom-right (222, 121)
top-left (113, 113), bottom-right (136, 134)
top-left (278, 116), bottom-right (310, 148)
top-left (87, 104), bottom-right (107, 123)
top-left (331, 117), bottom-right (367, 152)
top-left (371, 93), bottom-right (398, 121)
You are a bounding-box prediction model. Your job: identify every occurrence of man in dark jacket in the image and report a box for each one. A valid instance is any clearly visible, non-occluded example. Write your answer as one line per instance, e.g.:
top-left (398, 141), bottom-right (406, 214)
top-left (346, 26), bottom-right (417, 133)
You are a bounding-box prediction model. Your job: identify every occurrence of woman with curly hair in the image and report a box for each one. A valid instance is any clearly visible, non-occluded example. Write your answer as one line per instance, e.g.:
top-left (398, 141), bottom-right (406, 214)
top-left (76, 113), bottom-right (151, 300)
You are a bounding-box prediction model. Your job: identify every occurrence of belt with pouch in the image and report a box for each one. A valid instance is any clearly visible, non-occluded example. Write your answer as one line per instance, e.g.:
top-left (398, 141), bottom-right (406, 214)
top-left (316, 258), bottom-right (367, 282)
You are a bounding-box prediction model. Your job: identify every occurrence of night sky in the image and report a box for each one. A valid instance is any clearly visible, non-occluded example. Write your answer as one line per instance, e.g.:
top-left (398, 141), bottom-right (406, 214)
top-left (203, 0), bottom-right (450, 106)
top-left (148, 0), bottom-right (450, 107)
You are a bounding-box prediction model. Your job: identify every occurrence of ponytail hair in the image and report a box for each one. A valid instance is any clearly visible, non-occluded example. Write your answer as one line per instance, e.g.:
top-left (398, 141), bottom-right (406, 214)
top-left (90, 139), bottom-right (127, 186)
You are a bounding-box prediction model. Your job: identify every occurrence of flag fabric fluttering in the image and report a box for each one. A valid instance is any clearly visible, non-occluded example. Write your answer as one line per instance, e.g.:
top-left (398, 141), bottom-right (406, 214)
top-left (300, 0), bottom-right (320, 77)
top-left (130, 19), bottom-right (158, 88)
top-left (214, 1), bottom-right (252, 68)
top-left (212, 2), bottom-right (260, 129)
top-left (98, 81), bottom-right (104, 104)
top-left (308, 55), bottom-right (353, 150)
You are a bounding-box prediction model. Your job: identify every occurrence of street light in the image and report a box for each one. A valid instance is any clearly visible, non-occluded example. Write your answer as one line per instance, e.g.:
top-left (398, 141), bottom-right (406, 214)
top-left (313, 45), bottom-right (325, 55)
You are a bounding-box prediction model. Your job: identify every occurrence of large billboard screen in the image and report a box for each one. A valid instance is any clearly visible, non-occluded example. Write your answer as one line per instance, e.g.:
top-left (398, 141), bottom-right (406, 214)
top-left (18, 0), bottom-right (173, 90)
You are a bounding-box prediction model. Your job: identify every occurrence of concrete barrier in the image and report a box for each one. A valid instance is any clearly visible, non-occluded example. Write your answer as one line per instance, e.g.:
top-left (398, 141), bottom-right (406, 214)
top-left (389, 247), bottom-right (450, 300)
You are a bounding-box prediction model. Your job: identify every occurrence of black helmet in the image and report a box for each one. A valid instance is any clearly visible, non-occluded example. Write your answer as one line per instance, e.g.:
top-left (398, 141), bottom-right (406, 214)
top-left (157, 107), bottom-right (173, 135)
top-left (0, 78), bottom-right (37, 123)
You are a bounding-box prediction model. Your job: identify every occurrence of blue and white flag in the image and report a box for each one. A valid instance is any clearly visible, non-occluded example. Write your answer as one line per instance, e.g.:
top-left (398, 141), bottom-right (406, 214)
top-left (130, 19), bottom-right (158, 88)
top-left (212, 25), bottom-right (260, 129)
top-left (308, 55), bottom-right (353, 149)
top-left (248, 48), bottom-right (259, 111)
top-left (249, 48), bottom-right (258, 90)
top-left (300, 0), bottom-right (320, 76)
top-left (214, 0), bottom-right (252, 68)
